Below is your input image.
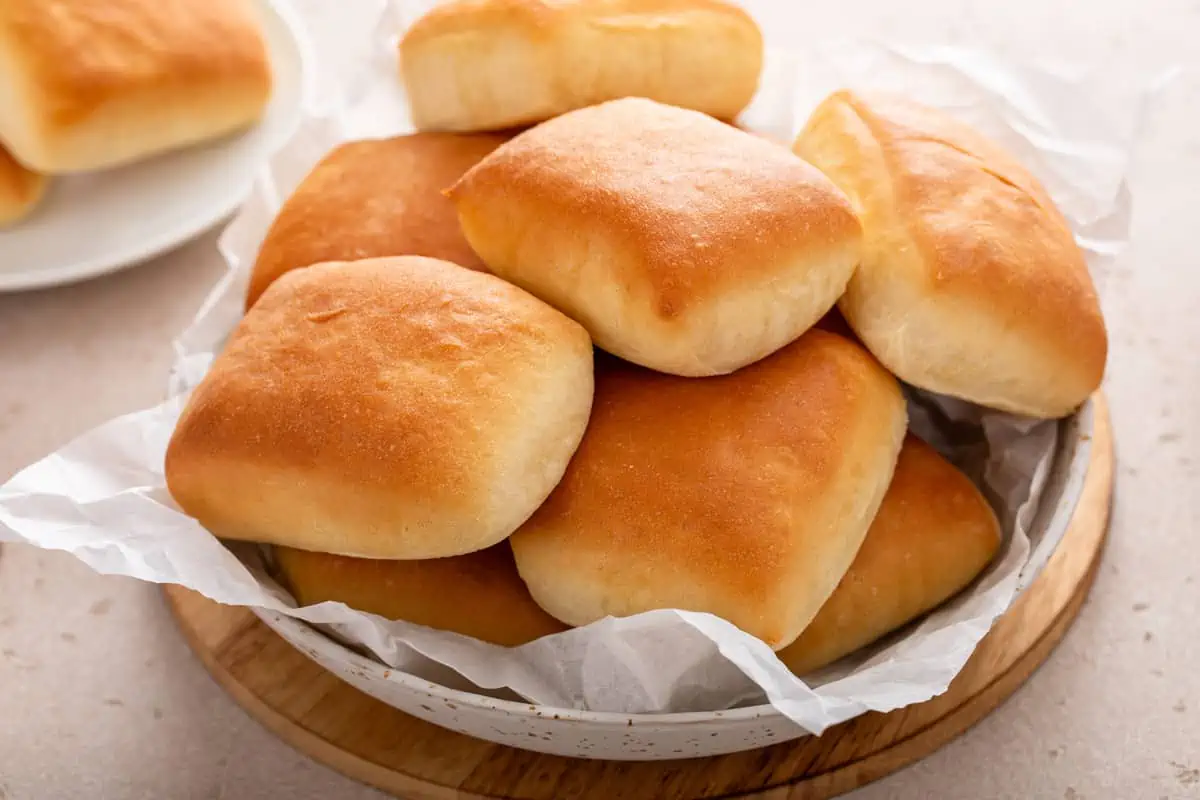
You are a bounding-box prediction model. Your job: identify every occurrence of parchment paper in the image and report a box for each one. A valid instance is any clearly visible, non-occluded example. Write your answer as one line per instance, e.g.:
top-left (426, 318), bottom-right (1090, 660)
top-left (0, 0), bottom-right (1151, 735)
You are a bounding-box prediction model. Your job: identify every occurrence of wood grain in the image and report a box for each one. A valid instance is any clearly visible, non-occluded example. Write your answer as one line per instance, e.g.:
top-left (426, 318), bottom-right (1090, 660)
top-left (164, 395), bottom-right (1113, 800)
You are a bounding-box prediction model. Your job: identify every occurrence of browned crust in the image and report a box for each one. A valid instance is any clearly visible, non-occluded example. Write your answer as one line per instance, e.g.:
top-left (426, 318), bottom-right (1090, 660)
top-left (166, 256), bottom-right (594, 560)
top-left (0, 145), bottom-right (46, 224)
top-left (0, 0), bottom-right (271, 128)
top-left (247, 132), bottom-right (511, 309)
top-left (274, 542), bottom-right (568, 647)
top-left (403, 0), bottom-right (758, 44)
top-left (510, 330), bottom-right (908, 650)
top-left (794, 90), bottom-right (1107, 417)
top-left (779, 435), bottom-right (1002, 675)
top-left (450, 98), bottom-right (858, 318)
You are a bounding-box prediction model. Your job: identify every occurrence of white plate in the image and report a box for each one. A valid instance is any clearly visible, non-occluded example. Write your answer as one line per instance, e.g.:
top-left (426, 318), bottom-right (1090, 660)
top-left (254, 399), bottom-right (1095, 761)
top-left (0, 0), bottom-right (308, 292)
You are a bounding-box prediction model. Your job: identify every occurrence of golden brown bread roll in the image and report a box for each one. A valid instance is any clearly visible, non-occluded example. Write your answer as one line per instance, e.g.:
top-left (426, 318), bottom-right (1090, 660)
top-left (794, 91), bottom-right (1107, 418)
top-left (274, 542), bottom-right (568, 647)
top-left (399, 0), bottom-right (762, 132)
top-left (246, 133), bottom-right (510, 309)
top-left (0, 0), bottom-right (272, 173)
top-left (778, 435), bottom-right (1001, 675)
top-left (166, 256), bottom-right (595, 560)
top-left (449, 97), bottom-right (862, 377)
top-left (0, 145), bottom-right (47, 226)
top-left (509, 330), bottom-right (908, 651)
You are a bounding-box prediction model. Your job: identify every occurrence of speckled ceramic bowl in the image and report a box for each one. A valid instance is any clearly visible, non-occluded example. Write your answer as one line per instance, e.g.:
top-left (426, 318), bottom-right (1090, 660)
top-left (252, 401), bottom-right (1094, 761)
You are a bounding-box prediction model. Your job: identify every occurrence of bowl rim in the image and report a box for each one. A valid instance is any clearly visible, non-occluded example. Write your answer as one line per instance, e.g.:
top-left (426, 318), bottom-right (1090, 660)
top-left (254, 397), bottom-right (1095, 727)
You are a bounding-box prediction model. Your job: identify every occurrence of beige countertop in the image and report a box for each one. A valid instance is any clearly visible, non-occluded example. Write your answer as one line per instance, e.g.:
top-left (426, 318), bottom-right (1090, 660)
top-left (1, 1), bottom-right (1198, 798)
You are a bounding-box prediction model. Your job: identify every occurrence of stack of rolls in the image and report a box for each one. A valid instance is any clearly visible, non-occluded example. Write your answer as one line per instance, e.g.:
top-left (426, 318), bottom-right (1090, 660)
top-left (165, 0), bottom-right (1106, 676)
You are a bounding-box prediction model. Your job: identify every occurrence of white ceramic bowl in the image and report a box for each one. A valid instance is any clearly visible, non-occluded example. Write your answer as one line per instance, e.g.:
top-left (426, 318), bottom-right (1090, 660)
top-left (253, 400), bottom-right (1094, 761)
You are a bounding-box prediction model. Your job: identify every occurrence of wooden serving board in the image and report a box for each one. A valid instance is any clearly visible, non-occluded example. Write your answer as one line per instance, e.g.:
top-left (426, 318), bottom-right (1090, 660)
top-left (164, 395), bottom-right (1113, 800)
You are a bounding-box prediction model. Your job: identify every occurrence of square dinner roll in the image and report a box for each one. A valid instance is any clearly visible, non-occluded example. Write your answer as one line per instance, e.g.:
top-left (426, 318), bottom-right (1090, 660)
top-left (778, 435), bottom-right (1001, 675)
top-left (274, 542), bottom-right (568, 647)
top-left (0, 144), bottom-right (47, 226)
top-left (399, 0), bottom-right (763, 132)
top-left (0, 0), bottom-right (273, 173)
top-left (794, 91), bottom-right (1107, 418)
top-left (166, 256), bottom-right (595, 561)
top-left (509, 331), bottom-right (908, 651)
top-left (448, 97), bottom-right (863, 377)
top-left (247, 132), bottom-right (510, 309)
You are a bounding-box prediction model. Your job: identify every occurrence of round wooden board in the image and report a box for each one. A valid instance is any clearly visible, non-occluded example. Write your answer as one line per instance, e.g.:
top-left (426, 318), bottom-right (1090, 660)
top-left (164, 395), bottom-right (1114, 800)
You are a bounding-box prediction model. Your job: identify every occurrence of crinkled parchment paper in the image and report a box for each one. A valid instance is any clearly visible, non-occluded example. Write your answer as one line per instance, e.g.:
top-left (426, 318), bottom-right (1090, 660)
top-left (0, 0), bottom-right (1153, 735)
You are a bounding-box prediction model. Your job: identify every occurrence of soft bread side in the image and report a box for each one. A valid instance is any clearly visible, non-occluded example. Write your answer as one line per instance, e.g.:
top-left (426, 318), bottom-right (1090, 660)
top-left (779, 435), bottom-right (1001, 675)
top-left (166, 256), bottom-right (595, 560)
top-left (794, 90), bottom-right (1107, 418)
top-left (274, 543), bottom-right (568, 647)
top-left (510, 331), bottom-right (907, 651)
top-left (449, 97), bottom-right (862, 377)
top-left (400, 0), bottom-right (762, 132)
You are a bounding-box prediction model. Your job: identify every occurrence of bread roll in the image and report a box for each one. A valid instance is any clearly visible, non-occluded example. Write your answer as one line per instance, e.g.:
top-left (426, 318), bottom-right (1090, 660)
top-left (0, 145), bottom-right (46, 226)
top-left (0, 0), bottom-right (272, 173)
top-left (166, 256), bottom-right (595, 560)
top-left (779, 436), bottom-right (1001, 675)
top-left (794, 91), bottom-right (1107, 418)
top-left (247, 133), bottom-right (509, 309)
top-left (400, 0), bottom-right (762, 132)
top-left (510, 331), bottom-right (908, 651)
top-left (274, 542), bottom-right (568, 647)
top-left (449, 97), bottom-right (862, 377)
